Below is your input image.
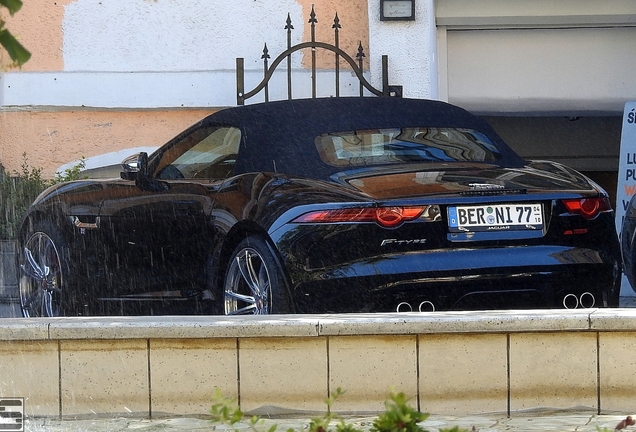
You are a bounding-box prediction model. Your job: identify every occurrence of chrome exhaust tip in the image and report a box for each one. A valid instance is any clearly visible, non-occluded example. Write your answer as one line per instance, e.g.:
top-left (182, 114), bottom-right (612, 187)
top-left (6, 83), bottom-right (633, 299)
top-left (396, 301), bottom-right (435, 312)
top-left (418, 301), bottom-right (435, 312)
top-left (562, 292), bottom-right (596, 309)
top-left (396, 302), bottom-right (412, 312)
top-left (579, 292), bottom-right (595, 308)
top-left (563, 293), bottom-right (579, 309)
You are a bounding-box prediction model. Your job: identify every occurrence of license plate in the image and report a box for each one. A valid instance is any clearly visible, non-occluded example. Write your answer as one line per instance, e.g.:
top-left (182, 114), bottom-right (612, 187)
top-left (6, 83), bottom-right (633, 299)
top-left (448, 203), bottom-right (543, 232)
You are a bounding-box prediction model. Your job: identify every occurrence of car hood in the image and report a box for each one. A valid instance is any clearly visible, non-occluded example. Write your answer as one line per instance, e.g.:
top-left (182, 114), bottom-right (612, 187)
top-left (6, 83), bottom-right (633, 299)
top-left (330, 161), bottom-right (602, 200)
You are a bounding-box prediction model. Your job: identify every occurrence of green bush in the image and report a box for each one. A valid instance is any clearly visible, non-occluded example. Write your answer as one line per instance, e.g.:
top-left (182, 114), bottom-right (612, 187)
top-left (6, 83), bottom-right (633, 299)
top-left (371, 392), bottom-right (430, 432)
top-left (0, 153), bottom-right (85, 239)
top-left (210, 388), bottom-right (466, 432)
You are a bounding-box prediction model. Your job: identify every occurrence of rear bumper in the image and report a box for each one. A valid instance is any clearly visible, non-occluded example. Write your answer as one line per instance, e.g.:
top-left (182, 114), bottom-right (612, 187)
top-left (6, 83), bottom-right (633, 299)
top-left (287, 245), bottom-right (621, 313)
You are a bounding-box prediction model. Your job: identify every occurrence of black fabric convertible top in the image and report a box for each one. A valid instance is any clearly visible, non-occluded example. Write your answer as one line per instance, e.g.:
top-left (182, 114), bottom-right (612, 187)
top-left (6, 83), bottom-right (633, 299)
top-left (200, 97), bottom-right (526, 181)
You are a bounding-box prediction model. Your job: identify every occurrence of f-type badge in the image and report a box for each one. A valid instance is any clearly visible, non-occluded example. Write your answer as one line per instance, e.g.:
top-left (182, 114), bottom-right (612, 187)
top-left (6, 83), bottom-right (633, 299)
top-left (381, 238), bottom-right (427, 246)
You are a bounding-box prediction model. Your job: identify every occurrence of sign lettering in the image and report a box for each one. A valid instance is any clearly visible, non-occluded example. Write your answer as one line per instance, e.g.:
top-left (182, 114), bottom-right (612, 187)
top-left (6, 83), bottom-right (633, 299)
top-left (615, 101), bottom-right (636, 296)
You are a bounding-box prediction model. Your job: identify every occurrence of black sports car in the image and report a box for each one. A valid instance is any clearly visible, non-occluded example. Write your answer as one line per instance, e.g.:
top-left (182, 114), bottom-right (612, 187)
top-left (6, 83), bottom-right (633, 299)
top-left (17, 97), bottom-right (621, 317)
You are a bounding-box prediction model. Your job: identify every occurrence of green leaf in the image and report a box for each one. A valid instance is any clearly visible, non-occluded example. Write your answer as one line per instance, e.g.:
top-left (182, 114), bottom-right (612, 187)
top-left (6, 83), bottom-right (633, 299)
top-left (0, 0), bottom-right (23, 15)
top-left (0, 27), bottom-right (31, 65)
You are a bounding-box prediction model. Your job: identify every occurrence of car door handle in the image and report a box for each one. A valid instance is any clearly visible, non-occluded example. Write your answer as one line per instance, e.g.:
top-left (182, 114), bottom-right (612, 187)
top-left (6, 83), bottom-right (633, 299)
top-left (70, 216), bottom-right (100, 229)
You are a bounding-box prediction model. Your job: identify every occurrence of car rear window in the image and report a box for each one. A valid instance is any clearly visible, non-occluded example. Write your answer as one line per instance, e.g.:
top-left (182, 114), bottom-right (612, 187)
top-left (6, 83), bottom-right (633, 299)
top-left (315, 128), bottom-right (501, 167)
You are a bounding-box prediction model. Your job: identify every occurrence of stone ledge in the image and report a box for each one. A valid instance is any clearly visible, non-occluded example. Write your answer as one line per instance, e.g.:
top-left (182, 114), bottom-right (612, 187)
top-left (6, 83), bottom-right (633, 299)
top-left (1, 308), bottom-right (634, 341)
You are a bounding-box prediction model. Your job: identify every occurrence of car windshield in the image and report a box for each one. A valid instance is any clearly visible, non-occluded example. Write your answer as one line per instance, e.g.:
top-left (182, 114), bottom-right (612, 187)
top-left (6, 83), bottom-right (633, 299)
top-left (315, 127), bottom-right (501, 167)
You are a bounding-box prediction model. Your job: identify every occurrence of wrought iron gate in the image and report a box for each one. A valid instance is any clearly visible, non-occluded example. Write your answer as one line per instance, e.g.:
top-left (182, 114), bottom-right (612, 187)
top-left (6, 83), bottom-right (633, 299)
top-left (236, 6), bottom-right (402, 105)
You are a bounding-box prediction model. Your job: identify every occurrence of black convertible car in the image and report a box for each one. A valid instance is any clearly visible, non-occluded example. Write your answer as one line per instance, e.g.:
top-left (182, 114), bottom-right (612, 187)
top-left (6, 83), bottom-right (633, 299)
top-left (17, 97), bottom-right (621, 316)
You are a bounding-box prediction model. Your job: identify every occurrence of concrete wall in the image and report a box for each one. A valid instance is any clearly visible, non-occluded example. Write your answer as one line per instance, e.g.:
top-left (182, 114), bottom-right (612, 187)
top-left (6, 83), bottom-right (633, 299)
top-left (2, 309), bottom-right (636, 419)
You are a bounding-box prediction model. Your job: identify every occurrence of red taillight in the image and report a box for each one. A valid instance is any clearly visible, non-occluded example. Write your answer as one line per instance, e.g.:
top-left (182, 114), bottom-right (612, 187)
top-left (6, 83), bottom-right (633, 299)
top-left (293, 206), bottom-right (426, 228)
top-left (293, 208), bottom-right (376, 224)
top-left (375, 207), bottom-right (423, 227)
top-left (562, 198), bottom-right (611, 219)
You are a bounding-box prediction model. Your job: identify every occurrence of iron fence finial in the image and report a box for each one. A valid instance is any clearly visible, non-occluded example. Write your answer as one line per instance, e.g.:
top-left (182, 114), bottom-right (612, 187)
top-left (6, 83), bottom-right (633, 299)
top-left (285, 13), bottom-right (294, 31)
top-left (333, 13), bottom-right (341, 30)
top-left (356, 42), bottom-right (366, 61)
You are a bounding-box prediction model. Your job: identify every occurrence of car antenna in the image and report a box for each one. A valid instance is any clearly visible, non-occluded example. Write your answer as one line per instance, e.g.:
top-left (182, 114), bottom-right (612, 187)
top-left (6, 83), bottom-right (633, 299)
top-left (272, 160), bottom-right (277, 173)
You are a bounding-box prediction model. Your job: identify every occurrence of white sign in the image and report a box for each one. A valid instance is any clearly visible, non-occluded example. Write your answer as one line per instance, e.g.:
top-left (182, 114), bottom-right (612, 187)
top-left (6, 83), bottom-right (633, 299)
top-left (382, 1), bottom-right (414, 19)
top-left (615, 101), bottom-right (636, 296)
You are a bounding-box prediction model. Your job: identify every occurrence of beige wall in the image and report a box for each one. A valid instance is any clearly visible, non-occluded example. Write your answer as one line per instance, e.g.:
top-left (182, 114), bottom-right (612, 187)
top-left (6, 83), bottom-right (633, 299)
top-left (3, 310), bottom-right (636, 417)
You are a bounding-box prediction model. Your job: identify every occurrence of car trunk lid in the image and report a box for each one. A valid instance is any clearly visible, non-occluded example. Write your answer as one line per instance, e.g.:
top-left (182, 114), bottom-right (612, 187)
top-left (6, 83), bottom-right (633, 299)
top-left (333, 164), bottom-right (599, 201)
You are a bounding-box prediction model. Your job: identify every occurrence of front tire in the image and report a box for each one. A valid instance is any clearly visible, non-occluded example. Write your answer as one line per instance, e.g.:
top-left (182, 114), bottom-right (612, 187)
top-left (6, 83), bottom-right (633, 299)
top-left (19, 221), bottom-right (70, 317)
top-left (222, 236), bottom-right (290, 315)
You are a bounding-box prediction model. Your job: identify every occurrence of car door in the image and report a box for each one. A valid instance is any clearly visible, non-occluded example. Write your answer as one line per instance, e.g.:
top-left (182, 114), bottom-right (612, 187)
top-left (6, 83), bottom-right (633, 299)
top-left (98, 124), bottom-right (242, 298)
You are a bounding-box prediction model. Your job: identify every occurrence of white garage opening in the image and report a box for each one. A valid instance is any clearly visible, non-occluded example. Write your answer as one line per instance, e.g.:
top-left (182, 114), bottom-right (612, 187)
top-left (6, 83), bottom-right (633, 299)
top-left (436, 0), bottom-right (636, 206)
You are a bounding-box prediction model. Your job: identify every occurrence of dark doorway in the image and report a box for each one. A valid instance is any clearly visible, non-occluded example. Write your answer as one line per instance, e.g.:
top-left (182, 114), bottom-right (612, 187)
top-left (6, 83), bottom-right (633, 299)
top-left (483, 115), bottom-right (621, 208)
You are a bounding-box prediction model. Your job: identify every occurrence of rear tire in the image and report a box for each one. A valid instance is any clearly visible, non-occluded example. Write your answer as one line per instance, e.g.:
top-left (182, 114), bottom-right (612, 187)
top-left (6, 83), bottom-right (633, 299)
top-left (222, 236), bottom-right (290, 315)
top-left (19, 220), bottom-right (75, 317)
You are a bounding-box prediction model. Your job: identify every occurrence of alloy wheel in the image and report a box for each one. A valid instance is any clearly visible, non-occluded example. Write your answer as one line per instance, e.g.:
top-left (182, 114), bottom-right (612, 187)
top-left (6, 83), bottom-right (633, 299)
top-left (19, 232), bottom-right (63, 317)
top-left (224, 247), bottom-right (271, 315)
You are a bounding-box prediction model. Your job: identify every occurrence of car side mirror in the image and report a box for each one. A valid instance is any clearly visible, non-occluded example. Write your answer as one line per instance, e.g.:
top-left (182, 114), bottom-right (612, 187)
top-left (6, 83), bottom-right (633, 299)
top-left (137, 152), bottom-right (149, 178)
top-left (124, 152), bottom-right (169, 192)
top-left (120, 152), bottom-right (145, 181)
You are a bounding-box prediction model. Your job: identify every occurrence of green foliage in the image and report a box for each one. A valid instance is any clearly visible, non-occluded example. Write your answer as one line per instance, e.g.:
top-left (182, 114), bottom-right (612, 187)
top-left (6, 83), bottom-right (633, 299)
top-left (308, 388), bottom-right (363, 432)
top-left (0, 153), bottom-right (86, 239)
top-left (0, 154), bottom-right (48, 239)
top-left (210, 388), bottom-right (283, 432)
top-left (0, 0), bottom-right (31, 66)
top-left (371, 392), bottom-right (429, 432)
top-left (54, 157), bottom-right (87, 183)
top-left (0, 0), bottom-right (23, 14)
top-left (210, 389), bottom-right (467, 432)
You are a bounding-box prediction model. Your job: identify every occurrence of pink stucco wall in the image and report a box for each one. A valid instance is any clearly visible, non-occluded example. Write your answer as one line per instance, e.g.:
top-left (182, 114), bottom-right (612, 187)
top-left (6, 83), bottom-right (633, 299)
top-left (0, 109), bottom-right (214, 178)
top-left (0, 0), bottom-right (72, 71)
